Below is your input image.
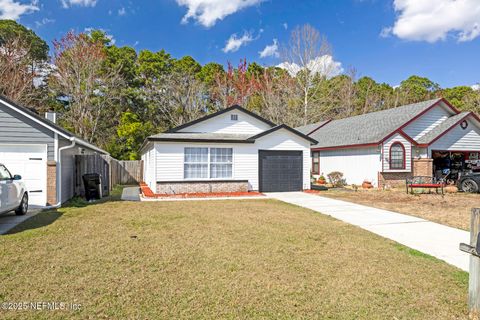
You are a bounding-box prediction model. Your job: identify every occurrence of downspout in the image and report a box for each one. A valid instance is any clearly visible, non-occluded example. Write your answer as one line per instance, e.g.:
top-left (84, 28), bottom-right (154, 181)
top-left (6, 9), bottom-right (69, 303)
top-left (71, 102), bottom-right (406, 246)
top-left (44, 137), bottom-right (76, 209)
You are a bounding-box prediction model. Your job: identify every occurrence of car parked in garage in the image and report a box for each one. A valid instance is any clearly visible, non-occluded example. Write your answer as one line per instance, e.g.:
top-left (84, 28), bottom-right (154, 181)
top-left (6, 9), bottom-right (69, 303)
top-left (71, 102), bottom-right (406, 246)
top-left (0, 164), bottom-right (28, 215)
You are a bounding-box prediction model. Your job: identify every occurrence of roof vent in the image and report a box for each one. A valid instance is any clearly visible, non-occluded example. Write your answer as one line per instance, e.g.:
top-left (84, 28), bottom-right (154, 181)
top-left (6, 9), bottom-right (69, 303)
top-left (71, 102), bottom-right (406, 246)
top-left (231, 114), bottom-right (238, 121)
top-left (45, 112), bottom-right (57, 124)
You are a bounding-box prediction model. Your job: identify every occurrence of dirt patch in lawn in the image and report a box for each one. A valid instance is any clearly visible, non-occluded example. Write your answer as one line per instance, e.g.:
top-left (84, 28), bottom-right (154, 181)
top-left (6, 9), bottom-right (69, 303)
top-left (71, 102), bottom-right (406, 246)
top-left (0, 197), bottom-right (468, 319)
top-left (320, 188), bottom-right (479, 230)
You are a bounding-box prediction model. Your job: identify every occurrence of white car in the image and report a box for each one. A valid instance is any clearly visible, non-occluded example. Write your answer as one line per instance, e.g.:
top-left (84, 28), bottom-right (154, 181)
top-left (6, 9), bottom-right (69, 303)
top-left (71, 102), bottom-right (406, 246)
top-left (0, 164), bottom-right (28, 215)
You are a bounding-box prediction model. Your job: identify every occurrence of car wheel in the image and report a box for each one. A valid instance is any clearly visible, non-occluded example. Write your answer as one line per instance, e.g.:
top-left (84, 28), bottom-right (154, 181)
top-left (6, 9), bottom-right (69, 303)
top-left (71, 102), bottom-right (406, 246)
top-left (15, 193), bottom-right (28, 216)
top-left (460, 179), bottom-right (479, 193)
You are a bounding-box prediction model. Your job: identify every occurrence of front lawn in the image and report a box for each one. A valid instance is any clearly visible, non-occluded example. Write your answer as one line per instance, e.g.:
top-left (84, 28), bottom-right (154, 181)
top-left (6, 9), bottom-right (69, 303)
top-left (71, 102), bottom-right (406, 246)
top-left (320, 188), bottom-right (479, 230)
top-left (0, 196), bottom-right (469, 319)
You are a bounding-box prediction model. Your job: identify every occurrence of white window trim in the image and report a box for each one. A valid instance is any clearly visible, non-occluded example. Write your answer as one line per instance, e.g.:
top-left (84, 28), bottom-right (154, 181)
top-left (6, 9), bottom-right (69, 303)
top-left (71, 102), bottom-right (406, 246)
top-left (183, 147), bottom-right (235, 180)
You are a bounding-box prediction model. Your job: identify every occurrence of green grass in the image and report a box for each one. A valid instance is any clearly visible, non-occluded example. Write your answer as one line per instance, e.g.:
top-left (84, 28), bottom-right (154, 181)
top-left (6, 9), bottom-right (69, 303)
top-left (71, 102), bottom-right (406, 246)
top-left (0, 194), bottom-right (469, 319)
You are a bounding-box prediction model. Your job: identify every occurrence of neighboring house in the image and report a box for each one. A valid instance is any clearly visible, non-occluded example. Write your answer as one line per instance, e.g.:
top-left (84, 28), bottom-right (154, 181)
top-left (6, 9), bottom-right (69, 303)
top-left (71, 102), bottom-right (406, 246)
top-left (0, 95), bottom-right (109, 207)
top-left (141, 105), bottom-right (317, 194)
top-left (297, 98), bottom-right (480, 187)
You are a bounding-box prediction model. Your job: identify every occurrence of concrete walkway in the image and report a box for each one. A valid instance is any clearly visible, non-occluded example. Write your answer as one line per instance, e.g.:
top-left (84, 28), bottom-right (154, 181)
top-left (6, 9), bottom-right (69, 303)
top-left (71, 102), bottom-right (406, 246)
top-left (268, 192), bottom-right (470, 272)
top-left (121, 187), bottom-right (141, 201)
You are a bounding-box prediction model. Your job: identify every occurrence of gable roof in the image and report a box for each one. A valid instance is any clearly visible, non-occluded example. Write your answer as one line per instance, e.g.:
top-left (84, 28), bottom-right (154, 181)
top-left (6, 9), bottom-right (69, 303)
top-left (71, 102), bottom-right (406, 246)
top-left (249, 124), bottom-right (318, 144)
top-left (417, 112), bottom-right (472, 145)
top-left (147, 132), bottom-right (255, 143)
top-left (0, 95), bottom-right (109, 155)
top-left (309, 98), bottom-right (457, 149)
top-left (295, 120), bottom-right (331, 135)
top-left (167, 105), bottom-right (276, 133)
top-left (146, 125), bottom-right (317, 145)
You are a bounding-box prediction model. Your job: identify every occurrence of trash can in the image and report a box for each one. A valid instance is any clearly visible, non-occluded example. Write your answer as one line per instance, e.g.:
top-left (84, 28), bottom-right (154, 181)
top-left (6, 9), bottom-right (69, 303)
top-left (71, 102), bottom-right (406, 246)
top-left (82, 173), bottom-right (102, 201)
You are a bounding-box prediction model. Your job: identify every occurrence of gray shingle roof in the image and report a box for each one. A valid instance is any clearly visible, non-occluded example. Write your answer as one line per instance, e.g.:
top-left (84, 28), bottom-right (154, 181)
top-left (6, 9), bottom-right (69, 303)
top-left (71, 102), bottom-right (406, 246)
top-left (309, 98), bottom-right (443, 148)
top-left (295, 120), bottom-right (329, 135)
top-left (416, 112), bottom-right (470, 144)
top-left (148, 132), bottom-right (254, 142)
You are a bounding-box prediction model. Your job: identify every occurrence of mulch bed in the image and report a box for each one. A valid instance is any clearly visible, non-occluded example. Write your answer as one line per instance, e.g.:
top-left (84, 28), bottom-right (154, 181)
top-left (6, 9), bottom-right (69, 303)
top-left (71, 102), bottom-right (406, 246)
top-left (139, 182), bottom-right (264, 199)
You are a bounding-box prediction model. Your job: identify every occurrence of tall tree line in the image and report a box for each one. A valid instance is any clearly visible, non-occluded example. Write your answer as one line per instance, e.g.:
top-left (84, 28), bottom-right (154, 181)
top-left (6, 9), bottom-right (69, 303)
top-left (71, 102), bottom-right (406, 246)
top-left (0, 21), bottom-right (479, 160)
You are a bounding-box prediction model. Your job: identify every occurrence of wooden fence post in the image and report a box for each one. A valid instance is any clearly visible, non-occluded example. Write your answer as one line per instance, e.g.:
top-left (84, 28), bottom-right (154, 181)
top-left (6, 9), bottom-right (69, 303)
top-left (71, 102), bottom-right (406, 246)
top-left (470, 208), bottom-right (480, 319)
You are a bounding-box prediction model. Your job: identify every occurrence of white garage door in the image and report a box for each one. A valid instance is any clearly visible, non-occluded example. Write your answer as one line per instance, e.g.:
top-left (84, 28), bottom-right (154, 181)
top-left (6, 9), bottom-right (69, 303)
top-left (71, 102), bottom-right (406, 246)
top-left (0, 144), bottom-right (48, 207)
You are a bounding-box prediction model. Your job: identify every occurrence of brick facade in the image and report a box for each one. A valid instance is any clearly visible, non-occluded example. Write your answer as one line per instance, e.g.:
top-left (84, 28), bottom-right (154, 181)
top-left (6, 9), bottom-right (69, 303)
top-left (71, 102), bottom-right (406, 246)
top-left (378, 171), bottom-right (413, 189)
top-left (46, 160), bottom-right (57, 205)
top-left (413, 158), bottom-right (433, 177)
top-left (378, 158), bottom-right (434, 189)
top-left (156, 180), bottom-right (249, 194)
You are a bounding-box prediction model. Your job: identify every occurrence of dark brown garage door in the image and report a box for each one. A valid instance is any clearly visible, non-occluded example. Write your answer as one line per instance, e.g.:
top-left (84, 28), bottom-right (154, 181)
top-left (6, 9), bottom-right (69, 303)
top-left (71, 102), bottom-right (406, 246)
top-left (259, 150), bottom-right (303, 192)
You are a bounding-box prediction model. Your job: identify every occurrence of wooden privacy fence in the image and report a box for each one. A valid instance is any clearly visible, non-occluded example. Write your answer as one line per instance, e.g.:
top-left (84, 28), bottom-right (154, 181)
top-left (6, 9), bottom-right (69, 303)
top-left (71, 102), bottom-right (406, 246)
top-left (75, 154), bottom-right (143, 197)
top-left (110, 160), bottom-right (143, 185)
top-left (75, 154), bottom-right (111, 197)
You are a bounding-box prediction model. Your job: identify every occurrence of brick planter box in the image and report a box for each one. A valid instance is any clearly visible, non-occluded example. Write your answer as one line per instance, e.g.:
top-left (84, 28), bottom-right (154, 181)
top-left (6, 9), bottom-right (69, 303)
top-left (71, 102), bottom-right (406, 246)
top-left (156, 180), bottom-right (249, 194)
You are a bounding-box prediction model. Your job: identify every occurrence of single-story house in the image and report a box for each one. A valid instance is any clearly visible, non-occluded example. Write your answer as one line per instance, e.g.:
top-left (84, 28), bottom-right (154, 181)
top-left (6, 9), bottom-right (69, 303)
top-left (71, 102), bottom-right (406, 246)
top-left (0, 95), bottom-right (109, 207)
top-left (141, 105), bottom-right (317, 194)
top-left (296, 98), bottom-right (480, 188)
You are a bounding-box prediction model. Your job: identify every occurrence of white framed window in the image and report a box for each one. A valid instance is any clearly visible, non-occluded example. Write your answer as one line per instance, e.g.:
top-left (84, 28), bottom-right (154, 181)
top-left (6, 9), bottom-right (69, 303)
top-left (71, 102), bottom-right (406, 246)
top-left (184, 147), bottom-right (233, 179)
top-left (231, 114), bottom-right (238, 121)
top-left (210, 148), bottom-right (233, 178)
top-left (184, 147), bottom-right (208, 179)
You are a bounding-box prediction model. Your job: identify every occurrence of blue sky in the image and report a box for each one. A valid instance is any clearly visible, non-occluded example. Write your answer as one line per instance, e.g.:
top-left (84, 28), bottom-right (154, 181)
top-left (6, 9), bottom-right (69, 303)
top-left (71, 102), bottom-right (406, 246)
top-left (5, 0), bottom-right (480, 88)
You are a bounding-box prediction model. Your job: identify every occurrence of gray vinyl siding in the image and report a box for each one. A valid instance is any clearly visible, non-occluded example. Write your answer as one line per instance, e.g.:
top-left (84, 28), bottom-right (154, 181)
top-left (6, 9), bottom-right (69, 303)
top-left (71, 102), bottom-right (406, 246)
top-left (0, 102), bottom-right (55, 160)
top-left (59, 137), bottom-right (101, 203)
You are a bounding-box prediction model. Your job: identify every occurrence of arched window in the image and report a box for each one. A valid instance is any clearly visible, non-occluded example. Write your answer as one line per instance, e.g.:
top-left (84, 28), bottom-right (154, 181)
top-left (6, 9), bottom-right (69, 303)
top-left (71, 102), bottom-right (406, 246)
top-left (390, 142), bottom-right (405, 170)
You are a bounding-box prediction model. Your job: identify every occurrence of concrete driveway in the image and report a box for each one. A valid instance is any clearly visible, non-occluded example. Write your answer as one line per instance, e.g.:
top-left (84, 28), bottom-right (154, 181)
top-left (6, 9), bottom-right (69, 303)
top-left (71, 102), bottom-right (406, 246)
top-left (0, 207), bottom-right (42, 235)
top-left (268, 192), bottom-right (470, 272)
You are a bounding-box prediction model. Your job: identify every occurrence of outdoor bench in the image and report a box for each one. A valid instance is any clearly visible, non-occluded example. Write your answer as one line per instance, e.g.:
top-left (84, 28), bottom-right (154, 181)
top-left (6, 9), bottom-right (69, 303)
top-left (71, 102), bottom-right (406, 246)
top-left (406, 176), bottom-right (445, 195)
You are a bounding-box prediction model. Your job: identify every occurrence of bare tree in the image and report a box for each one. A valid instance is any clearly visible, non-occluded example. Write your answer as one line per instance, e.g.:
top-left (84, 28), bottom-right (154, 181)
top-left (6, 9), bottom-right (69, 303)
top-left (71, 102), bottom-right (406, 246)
top-left (0, 36), bottom-right (42, 106)
top-left (145, 70), bottom-right (207, 128)
top-left (50, 31), bottom-right (123, 143)
top-left (281, 24), bottom-right (334, 125)
top-left (258, 68), bottom-right (301, 126)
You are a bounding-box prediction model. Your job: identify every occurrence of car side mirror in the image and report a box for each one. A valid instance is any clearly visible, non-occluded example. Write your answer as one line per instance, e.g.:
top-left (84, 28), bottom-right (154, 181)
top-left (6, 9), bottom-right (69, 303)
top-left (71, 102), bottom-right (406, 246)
top-left (13, 174), bottom-right (22, 180)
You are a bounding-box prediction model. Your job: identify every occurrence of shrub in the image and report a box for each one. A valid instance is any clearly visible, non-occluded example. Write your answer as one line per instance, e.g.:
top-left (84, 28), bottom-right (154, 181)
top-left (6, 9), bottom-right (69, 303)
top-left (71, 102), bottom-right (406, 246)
top-left (327, 171), bottom-right (346, 187)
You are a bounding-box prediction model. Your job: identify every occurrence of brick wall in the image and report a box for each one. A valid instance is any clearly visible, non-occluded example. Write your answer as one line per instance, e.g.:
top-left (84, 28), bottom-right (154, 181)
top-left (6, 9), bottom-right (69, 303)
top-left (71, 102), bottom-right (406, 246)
top-left (378, 158), bottom-right (433, 189)
top-left (157, 181), bottom-right (249, 194)
top-left (46, 160), bottom-right (57, 205)
top-left (378, 171), bottom-right (413, 189)
top-left (413, 158), bottom-right (433, 177)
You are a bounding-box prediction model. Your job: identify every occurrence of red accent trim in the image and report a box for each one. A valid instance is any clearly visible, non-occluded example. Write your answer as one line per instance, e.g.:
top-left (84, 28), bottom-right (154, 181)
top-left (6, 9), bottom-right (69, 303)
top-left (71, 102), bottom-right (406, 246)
top-left (439, 97), bottom-right (461, 114)
top-left (311, 151), bottom-right (320, 174)
top-left (427, 113), bottom-right (473, 146)
top-left (389, 142), bottom-right (406, 170)
top-left (379, 98), bottom-right (458, 144)
top-left (312, 142), bottom-right (379, 151)
top-left (308, 119), bottom-right (332, 135)
top-left (432, 149), bottom-right (480, 153)
top-left (311, 99), bottom-right (465, 151)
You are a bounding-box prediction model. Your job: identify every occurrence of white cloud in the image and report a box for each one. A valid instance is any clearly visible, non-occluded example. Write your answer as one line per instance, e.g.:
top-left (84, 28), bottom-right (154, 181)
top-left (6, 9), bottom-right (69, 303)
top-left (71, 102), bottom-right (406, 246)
top-left (259, 39), bottom-right (279, 58)
top-left (0, 0), bottom-right (38, 20)
top-left (472, 84), bottom-right (480, 91)
top-left (222, 31), bottom-right (254, 53)
top-left (384, 0), bottom-right (480, 42)
top-left (61, 0), bottom-right (97, 8)
top-left (35, 17), bottom-right (55, 27)
top-left (176, 0), bottom-right (263, 28)
top-left (118, 7), bottom-right (126, 16)
top-left (277, 55), bottom-right (344, 79)
top-left (283, 22), bottom-right (288, 30)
